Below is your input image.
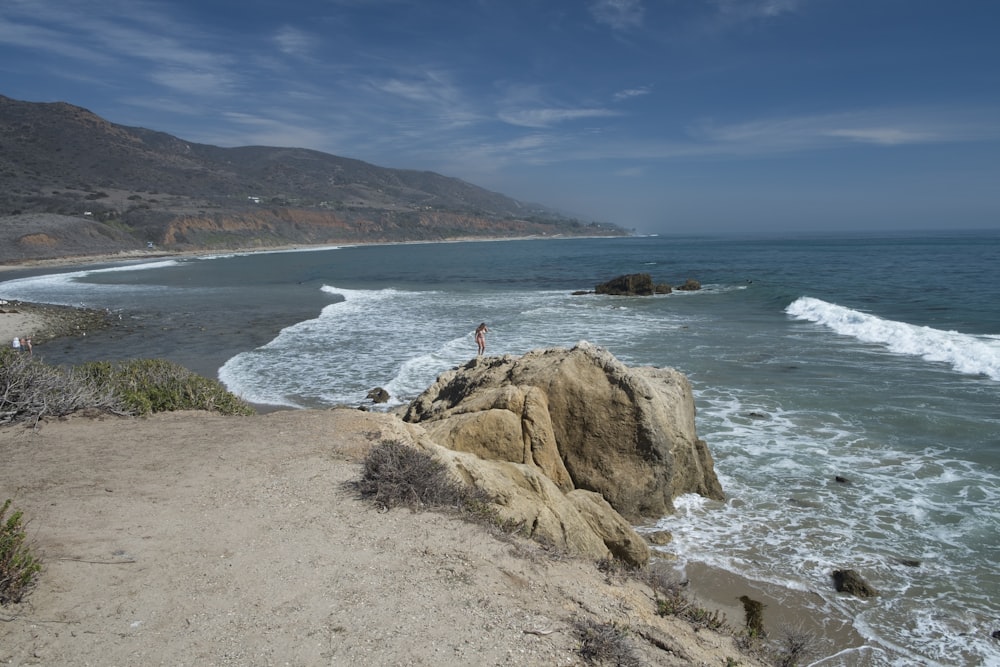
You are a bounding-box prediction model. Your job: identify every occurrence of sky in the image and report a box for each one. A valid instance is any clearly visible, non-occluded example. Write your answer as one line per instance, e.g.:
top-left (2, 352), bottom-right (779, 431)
top-left (1, 0), bottom-right (998, 235)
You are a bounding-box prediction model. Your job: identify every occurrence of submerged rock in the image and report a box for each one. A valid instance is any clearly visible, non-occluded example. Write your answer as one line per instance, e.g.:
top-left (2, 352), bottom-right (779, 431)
top-left (832, 569), bottom-right (878, 598)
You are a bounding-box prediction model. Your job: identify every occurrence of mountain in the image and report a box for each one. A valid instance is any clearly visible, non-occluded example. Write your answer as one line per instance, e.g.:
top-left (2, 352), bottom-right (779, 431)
top-left (0, 95), bottom-right (625, 263)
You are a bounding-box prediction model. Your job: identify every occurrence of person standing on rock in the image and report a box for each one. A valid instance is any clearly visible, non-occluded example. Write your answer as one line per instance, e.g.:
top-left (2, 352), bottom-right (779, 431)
top-left (475, 322), bottom-right (489, 356)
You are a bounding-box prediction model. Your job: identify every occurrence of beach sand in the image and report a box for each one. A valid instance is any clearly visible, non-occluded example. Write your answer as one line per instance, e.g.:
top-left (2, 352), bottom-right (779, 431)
top-left (0, 408), bottom-right (769, 666)
top-left (1, 300), bottom-right (113, 352)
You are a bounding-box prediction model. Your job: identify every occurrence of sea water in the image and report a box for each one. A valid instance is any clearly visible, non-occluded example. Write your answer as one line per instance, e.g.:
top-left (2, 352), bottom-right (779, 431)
top-left (2, 231), bottom-right (998, 665)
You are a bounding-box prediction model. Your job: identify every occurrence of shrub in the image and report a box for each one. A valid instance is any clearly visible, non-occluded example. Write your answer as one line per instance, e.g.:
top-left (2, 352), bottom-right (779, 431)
top-left (574, 619), bottom-right (643, 667)
top-left (0, 351), bottom-right (253, 425)
top-left (0, 499), bottom-right (42, 605)
top-left (770, 626), bottom-right (817, 667)
top-left (0, 348), bottom-right (125, 425)
top-left (353, 439), bottom-right (489, 511)
top-left (644, 563), bottom-right (728, 632)
top-left (77, 359), bottom-right (254, 416)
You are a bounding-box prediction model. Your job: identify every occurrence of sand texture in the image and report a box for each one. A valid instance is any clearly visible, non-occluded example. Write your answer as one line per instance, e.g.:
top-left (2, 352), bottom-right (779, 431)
top-left (0, 408), bottom-right (765, 666)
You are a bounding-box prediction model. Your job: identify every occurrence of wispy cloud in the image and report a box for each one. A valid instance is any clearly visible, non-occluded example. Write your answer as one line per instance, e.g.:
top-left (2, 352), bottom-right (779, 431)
top-left (273, 26), bottom-right (317, 59)
top-left (613, 86), bottom-right (652, 102)
top-left (688, 110), bottom-right (985, 152)
top-left (709, 0), bottom-right (803, 21)
top-left (498, 107), bottom-right (621, 128)
top-left (589, 0), bottom-right (645, 31)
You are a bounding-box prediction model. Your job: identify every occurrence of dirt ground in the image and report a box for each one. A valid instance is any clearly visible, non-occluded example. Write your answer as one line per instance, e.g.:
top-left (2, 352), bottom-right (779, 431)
top-left (0, 408), bottom-right (767, 667)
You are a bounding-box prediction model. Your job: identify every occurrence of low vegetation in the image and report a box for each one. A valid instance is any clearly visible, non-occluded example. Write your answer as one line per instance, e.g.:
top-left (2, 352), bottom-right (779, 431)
top-left (573, 618), bottom-right (643, 667)
top-left (0, 349), bottom-right (253, 426)
top-left (77, 359), bottom-right (254, 416)
top-left (0, 499), bottom-right (41, 605)
top-left (353, 439), bottom-right (495, 514)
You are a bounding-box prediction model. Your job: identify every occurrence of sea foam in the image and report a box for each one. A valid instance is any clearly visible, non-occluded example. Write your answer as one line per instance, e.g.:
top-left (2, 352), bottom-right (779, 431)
top-left (785, 296), bottom-right (1000, 381)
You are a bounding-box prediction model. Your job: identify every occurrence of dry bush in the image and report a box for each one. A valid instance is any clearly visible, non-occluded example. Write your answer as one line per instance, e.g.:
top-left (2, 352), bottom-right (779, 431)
top-left (770, 625), bottom-right (817, 667)
top-left (0, 348), bottom-right (125, 426)
top-left (353, 439), bottom-right (491, 512)
top-left (574, 618), bottom-right (643, 666)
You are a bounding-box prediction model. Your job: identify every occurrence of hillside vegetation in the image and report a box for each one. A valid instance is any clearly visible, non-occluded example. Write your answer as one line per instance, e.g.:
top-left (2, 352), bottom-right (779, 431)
top-left (0, 95), bottom-right (625, 263)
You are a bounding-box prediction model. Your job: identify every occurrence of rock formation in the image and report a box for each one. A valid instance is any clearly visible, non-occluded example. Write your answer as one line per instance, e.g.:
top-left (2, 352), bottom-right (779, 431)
top-left (401, 342), bottom-right (725, 566)
top-left (594, 273), bottom-right (671, 295)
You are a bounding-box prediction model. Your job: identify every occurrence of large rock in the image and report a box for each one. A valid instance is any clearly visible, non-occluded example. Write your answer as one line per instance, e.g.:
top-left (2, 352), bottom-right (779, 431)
top-left (404, 342), bottom-right (724, 521)
top-left (594, 273), bottom-right (671, 296)
top-left (405, 430), bottom-right (650, 566)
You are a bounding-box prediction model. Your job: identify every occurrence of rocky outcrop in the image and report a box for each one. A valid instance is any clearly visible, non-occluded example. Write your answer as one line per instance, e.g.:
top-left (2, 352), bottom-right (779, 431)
top-left (832, 569), bottom-right (878, 598)
top-left (401, 342), bottom-right (724, 565)
top-left (594, 273), bottom-right (671, 296)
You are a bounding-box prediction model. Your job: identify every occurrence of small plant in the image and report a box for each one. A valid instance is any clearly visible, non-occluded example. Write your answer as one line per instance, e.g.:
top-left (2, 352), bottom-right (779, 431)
top-left (0, 499), bottom-right (42, 605)
top-left (574, 618), bottom-right (643, 666)
top-left (645, 564), bottom-right (728, 632)
top-left (770, 626), bottom-right (817, 667)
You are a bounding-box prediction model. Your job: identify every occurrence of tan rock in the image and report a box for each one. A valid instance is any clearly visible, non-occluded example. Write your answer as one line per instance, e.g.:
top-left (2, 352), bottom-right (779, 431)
top-left (405, 342), bottom-right (723, 521)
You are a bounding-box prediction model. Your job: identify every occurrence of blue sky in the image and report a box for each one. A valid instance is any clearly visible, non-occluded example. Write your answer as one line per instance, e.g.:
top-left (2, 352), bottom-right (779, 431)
top-left (2, 0), bottom-right (998, 234)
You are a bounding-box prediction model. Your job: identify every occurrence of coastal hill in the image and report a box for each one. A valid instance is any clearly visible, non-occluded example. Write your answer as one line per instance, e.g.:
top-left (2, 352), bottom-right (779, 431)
top-left (0, 94), bottom-right (625, 263)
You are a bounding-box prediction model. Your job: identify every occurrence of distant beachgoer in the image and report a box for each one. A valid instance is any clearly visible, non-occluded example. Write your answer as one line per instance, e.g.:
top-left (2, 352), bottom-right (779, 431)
top-left (25, 337), bottom-right (32, 355)
top-left (475, 322), bottom-right (489, 356)
top-left (12, 336), bottom-right (20, 352)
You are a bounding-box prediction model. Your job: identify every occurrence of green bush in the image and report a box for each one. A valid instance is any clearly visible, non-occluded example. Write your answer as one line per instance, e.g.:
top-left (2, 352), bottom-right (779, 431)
top-left (0, 350), bottom-right (253, 425)
top-left (77, 359), bottom-right (255, 416)
top-left (0, 499), bottom-right (41, 605)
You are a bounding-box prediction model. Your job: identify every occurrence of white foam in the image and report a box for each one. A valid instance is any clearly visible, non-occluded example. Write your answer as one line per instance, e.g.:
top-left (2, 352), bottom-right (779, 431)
top-left (786, 296), bottom-right (1000, 380)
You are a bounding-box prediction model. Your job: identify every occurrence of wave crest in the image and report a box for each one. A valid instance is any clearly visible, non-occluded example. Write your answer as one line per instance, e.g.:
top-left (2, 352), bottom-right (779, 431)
top-left (786, 297), bottom-right (1000, 381)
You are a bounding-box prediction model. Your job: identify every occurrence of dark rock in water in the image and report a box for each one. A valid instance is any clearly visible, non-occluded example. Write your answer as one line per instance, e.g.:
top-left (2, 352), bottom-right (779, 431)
top-left (366, 387), bottom-right (390, 403)
top-left (991, 629), bottom-right (1000, 640)
top-left (644, 530), bottom-right (673, 546)
top-left (747, 411), bottom-right (768, 419)
top-left (571, 290), bottom-right (592, 295)
top-left (595, 273), bottom-right (658, 296)
top-left (832, 569), bottom-right (878, 598)
top-left (835, 475), bottom-right (851, 484)
top-left (676, 278), bottom-right (701, 291)
top-left (894, 557), bottom-right (921, 568)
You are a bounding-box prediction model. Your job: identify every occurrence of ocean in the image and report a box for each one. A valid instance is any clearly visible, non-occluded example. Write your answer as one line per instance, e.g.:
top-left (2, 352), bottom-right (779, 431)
top-left (2, 230), bottom-right (998, 666)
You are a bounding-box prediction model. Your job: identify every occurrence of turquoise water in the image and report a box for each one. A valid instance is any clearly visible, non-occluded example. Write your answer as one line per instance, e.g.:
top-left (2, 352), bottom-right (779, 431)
top-left (3, 230), bottom-right (998, 665)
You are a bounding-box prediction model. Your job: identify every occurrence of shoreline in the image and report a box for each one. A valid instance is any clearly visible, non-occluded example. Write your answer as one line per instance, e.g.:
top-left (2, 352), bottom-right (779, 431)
top-left (0, 239), bottom-right (877, 663)
top-left (0, 233), bottom-right (624, 274)
top-left (0, 299), bottom-right (114, 348)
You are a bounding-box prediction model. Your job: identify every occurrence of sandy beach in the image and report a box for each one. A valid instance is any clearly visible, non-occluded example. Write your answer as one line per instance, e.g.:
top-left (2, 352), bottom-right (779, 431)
top-left (0, 407), bottom-right (770, 666)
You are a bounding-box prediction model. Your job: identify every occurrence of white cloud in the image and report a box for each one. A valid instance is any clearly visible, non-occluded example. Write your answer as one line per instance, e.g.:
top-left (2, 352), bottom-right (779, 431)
top-left (613, 86), bottom-right (652, 101)
top-left (824, 128), bottom-right (933, 145)
top-left (498, 107), bottom-right (621, 128)
top-left (710, 0), bottom-right (803, 21)
top-left (274, 26), bottom-right (316, 59)
top-left (687, 108), bottom-right (999, 154)
top-left (589, 0), bottom-right (644, 31)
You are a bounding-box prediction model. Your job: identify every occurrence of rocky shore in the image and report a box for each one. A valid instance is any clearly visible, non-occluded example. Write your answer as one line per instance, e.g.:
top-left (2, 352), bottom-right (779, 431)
top-left (0, 299), bottom-right (114, 348)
